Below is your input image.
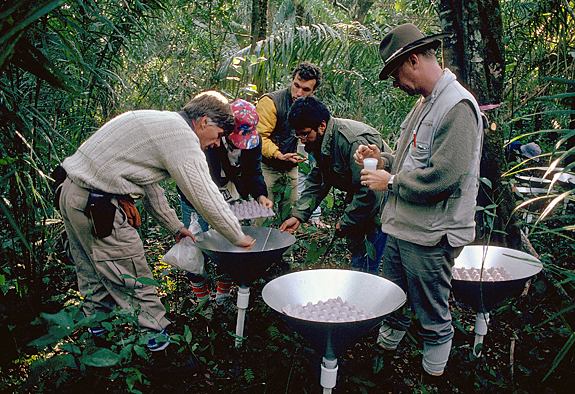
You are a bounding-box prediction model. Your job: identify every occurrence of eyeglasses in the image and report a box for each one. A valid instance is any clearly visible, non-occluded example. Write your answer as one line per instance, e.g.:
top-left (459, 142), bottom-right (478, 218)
top-left (389, 61), bottom-right (405, 82)
top-left (295, 129), bottom-right (313, 140)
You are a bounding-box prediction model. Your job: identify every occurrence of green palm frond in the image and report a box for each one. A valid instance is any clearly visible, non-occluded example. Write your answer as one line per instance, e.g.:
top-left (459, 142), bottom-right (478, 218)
top-left (0, 0), bottom-right (66, 70)
top-left (272, 0), bottom-right (352, 31)
top-left (215, 17), bottom-right (413, 140)
top-left (215, 21), bottom-right (380, 99)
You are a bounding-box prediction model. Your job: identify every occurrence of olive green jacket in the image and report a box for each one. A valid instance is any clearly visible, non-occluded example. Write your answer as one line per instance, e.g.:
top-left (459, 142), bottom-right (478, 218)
top-left (292, 117), bottom-right (388, 237)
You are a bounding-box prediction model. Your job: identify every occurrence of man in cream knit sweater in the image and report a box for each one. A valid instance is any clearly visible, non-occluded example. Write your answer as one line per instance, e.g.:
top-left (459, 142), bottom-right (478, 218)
top-left (59, 91), bottom-right (254, 351)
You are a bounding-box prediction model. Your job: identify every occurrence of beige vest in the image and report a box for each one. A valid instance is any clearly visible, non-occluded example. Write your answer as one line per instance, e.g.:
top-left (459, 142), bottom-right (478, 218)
top-left (381, 70), bottom-right (483, 247)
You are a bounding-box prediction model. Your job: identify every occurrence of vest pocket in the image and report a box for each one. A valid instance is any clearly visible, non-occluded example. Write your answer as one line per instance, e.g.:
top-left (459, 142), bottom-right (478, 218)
top-left (403, 120), bottom-right (433, 171)
top-left (411, 142), bottom-right (430, 160)
top-left (403, 142), bottom-right (430, 171)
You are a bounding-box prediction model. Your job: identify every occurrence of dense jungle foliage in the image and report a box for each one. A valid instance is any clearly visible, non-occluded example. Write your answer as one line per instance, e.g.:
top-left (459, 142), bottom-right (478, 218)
top-left (0, 0), bottom-right (573, 392)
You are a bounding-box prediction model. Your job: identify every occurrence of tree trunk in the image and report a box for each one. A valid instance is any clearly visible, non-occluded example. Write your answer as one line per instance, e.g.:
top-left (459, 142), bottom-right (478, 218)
top-left (438, 0), bottom-right (521, 248)
top-left (353, 0), bottom-right (375, 24)
top-left (250, 0), bottom-right (268, 48)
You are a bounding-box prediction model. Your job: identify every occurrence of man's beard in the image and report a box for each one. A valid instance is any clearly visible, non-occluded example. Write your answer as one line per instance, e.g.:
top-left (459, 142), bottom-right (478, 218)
top-left (305, 138), bottom-right (322, 152)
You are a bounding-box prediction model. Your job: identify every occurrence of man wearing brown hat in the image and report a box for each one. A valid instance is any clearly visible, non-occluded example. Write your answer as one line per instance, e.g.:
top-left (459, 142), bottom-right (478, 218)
top-left (355, 23), bottom-right (484, 378)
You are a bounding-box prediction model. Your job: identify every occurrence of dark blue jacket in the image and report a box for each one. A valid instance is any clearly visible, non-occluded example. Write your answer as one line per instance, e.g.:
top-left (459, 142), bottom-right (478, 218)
top-left (179, 136), bottom-right (267, 204)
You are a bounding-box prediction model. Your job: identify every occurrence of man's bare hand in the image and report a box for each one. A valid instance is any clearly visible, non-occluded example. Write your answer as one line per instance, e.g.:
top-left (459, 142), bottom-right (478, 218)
top-left (354, 144), bottom-right (382, 166)
top-left (235, 235), bottom-right (256, 249)
top-left (360, 168), bottom-right (392, 191)
top-left (277, 152), bottom-right (305, 163)
top-left (257, 195), bottom-right (273, 208)
top-left (279, 217), bottom-right (301, 233)
top-left (175, 227), bottom-right (196, 243)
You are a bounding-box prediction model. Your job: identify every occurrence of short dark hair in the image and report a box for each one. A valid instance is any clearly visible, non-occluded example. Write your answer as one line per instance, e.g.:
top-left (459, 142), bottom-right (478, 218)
top-left (288, 96), bottom-right (331, 131)
top-left (182, 91), bottom-right (235, 134)
top-left (292, 62), bottom-right (322, 90)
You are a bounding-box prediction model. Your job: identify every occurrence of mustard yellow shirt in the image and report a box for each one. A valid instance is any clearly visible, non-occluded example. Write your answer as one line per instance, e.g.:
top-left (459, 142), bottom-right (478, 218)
top-left (256, 96), bottom-right (282, 159)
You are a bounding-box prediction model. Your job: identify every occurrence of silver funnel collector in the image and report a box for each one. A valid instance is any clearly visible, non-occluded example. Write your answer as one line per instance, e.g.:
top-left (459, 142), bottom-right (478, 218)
top-left (263, 269), bottom-right (406, 392)
top-left (194, 226), bottom-right (296, 286)
top-left (452, 245), bottom-right (543, 356)
top-left (194, 226), bottom-right (296, 347)
top-left (452, 245), bottom-right (542, 312)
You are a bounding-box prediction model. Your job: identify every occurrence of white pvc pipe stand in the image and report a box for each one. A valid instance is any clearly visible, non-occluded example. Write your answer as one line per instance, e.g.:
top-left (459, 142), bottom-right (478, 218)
top-left (320, 357), bottom-right (338, 394)
top-left (473, 312), bottom-right (490, 357)
top-left (235, 285), bottom-right (250, 348)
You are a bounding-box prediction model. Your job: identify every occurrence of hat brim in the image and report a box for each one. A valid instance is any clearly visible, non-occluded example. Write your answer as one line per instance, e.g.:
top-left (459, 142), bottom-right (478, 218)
top-left (379, 35), bottom-right (444, 80)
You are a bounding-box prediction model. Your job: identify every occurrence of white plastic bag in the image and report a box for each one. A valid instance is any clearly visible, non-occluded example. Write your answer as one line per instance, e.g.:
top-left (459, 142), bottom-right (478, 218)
top-left (162, 237), bottom-right (204, 275)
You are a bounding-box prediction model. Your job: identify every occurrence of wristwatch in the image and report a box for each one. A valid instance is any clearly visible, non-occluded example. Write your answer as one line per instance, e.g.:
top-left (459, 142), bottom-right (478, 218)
top-left (388, 175), bottom-right (395, 191)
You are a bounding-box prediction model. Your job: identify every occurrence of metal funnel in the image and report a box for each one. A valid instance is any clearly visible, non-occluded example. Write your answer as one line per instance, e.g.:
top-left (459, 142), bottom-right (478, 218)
top-left (452, 245), bottom-right (543, 357)
top-left (452, 245), bottom-right (543, 312)
top-left (194, 226), bottom-right (295, 348)
top-left (194, 226), bottom-right (296, 285)
top-left (262, 269), bottom-right (406, 358)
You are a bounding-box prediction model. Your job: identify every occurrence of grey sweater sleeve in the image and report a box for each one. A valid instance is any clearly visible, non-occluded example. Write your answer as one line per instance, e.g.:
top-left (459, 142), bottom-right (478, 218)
top-left (395, 101), bottom-right (479, 204)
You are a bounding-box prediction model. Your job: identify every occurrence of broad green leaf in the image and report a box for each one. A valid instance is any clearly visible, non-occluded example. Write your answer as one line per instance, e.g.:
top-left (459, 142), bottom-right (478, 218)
top-left (81, 348), bottom-right (121, 367)
top-left (364, 238), bottom-right (376, 260)
top-left (134, 276), bottom-right (159, 287)
top-left (184, 324), bottom-right (193, 344)
top-left (41, 309), bottom-right (74, 330)
top-left (61, 343), bottom-right (82, 355)
top-left (29, 333), bottom-right (59, 348)
top-left (134, 344), bottom-right (148, 360)
top-left (125, 368), bottom-right (143, 391)
top-left (479, 177), bottom-right (492, 189)
top-left (119, 344), bottom-right (134, 361)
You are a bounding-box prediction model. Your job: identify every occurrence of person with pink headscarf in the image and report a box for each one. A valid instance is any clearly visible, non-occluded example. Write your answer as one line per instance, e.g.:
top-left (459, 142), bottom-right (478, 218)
top-left (178, 99), bottom-right (272, 310)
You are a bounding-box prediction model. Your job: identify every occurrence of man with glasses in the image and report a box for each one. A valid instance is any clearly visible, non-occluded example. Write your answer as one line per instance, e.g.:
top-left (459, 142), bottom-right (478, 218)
top-left (279, 96), bottom-right (389, 274)
top-left (355, 23), bottom-right (484, 380)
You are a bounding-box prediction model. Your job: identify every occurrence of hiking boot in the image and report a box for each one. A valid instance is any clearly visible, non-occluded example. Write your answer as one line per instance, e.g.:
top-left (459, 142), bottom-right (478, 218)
top-left (147, 329), bottom-right (170, 352)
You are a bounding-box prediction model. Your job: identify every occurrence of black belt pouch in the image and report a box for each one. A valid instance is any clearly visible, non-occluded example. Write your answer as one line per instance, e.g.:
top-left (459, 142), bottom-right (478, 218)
top-left (51, 165), bottom-right (67, 211)
top-left (84, 192), bottom-right (116, 238)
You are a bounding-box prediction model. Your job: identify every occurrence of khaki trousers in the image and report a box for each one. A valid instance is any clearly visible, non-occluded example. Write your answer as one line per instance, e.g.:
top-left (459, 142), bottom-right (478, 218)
top-left (59, 178), bottom-right (169, 331)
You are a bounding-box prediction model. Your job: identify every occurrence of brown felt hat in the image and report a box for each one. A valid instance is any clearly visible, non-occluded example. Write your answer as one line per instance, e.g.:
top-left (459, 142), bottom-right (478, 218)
top-left (378, 23), bottom-right (444, 80)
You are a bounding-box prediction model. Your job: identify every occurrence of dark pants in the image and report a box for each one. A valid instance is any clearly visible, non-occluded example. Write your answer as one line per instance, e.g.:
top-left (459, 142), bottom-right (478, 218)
top-left (349, 227), bottom-right (387, 274)
top-left (382, 235), bottom-right (462, 345)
